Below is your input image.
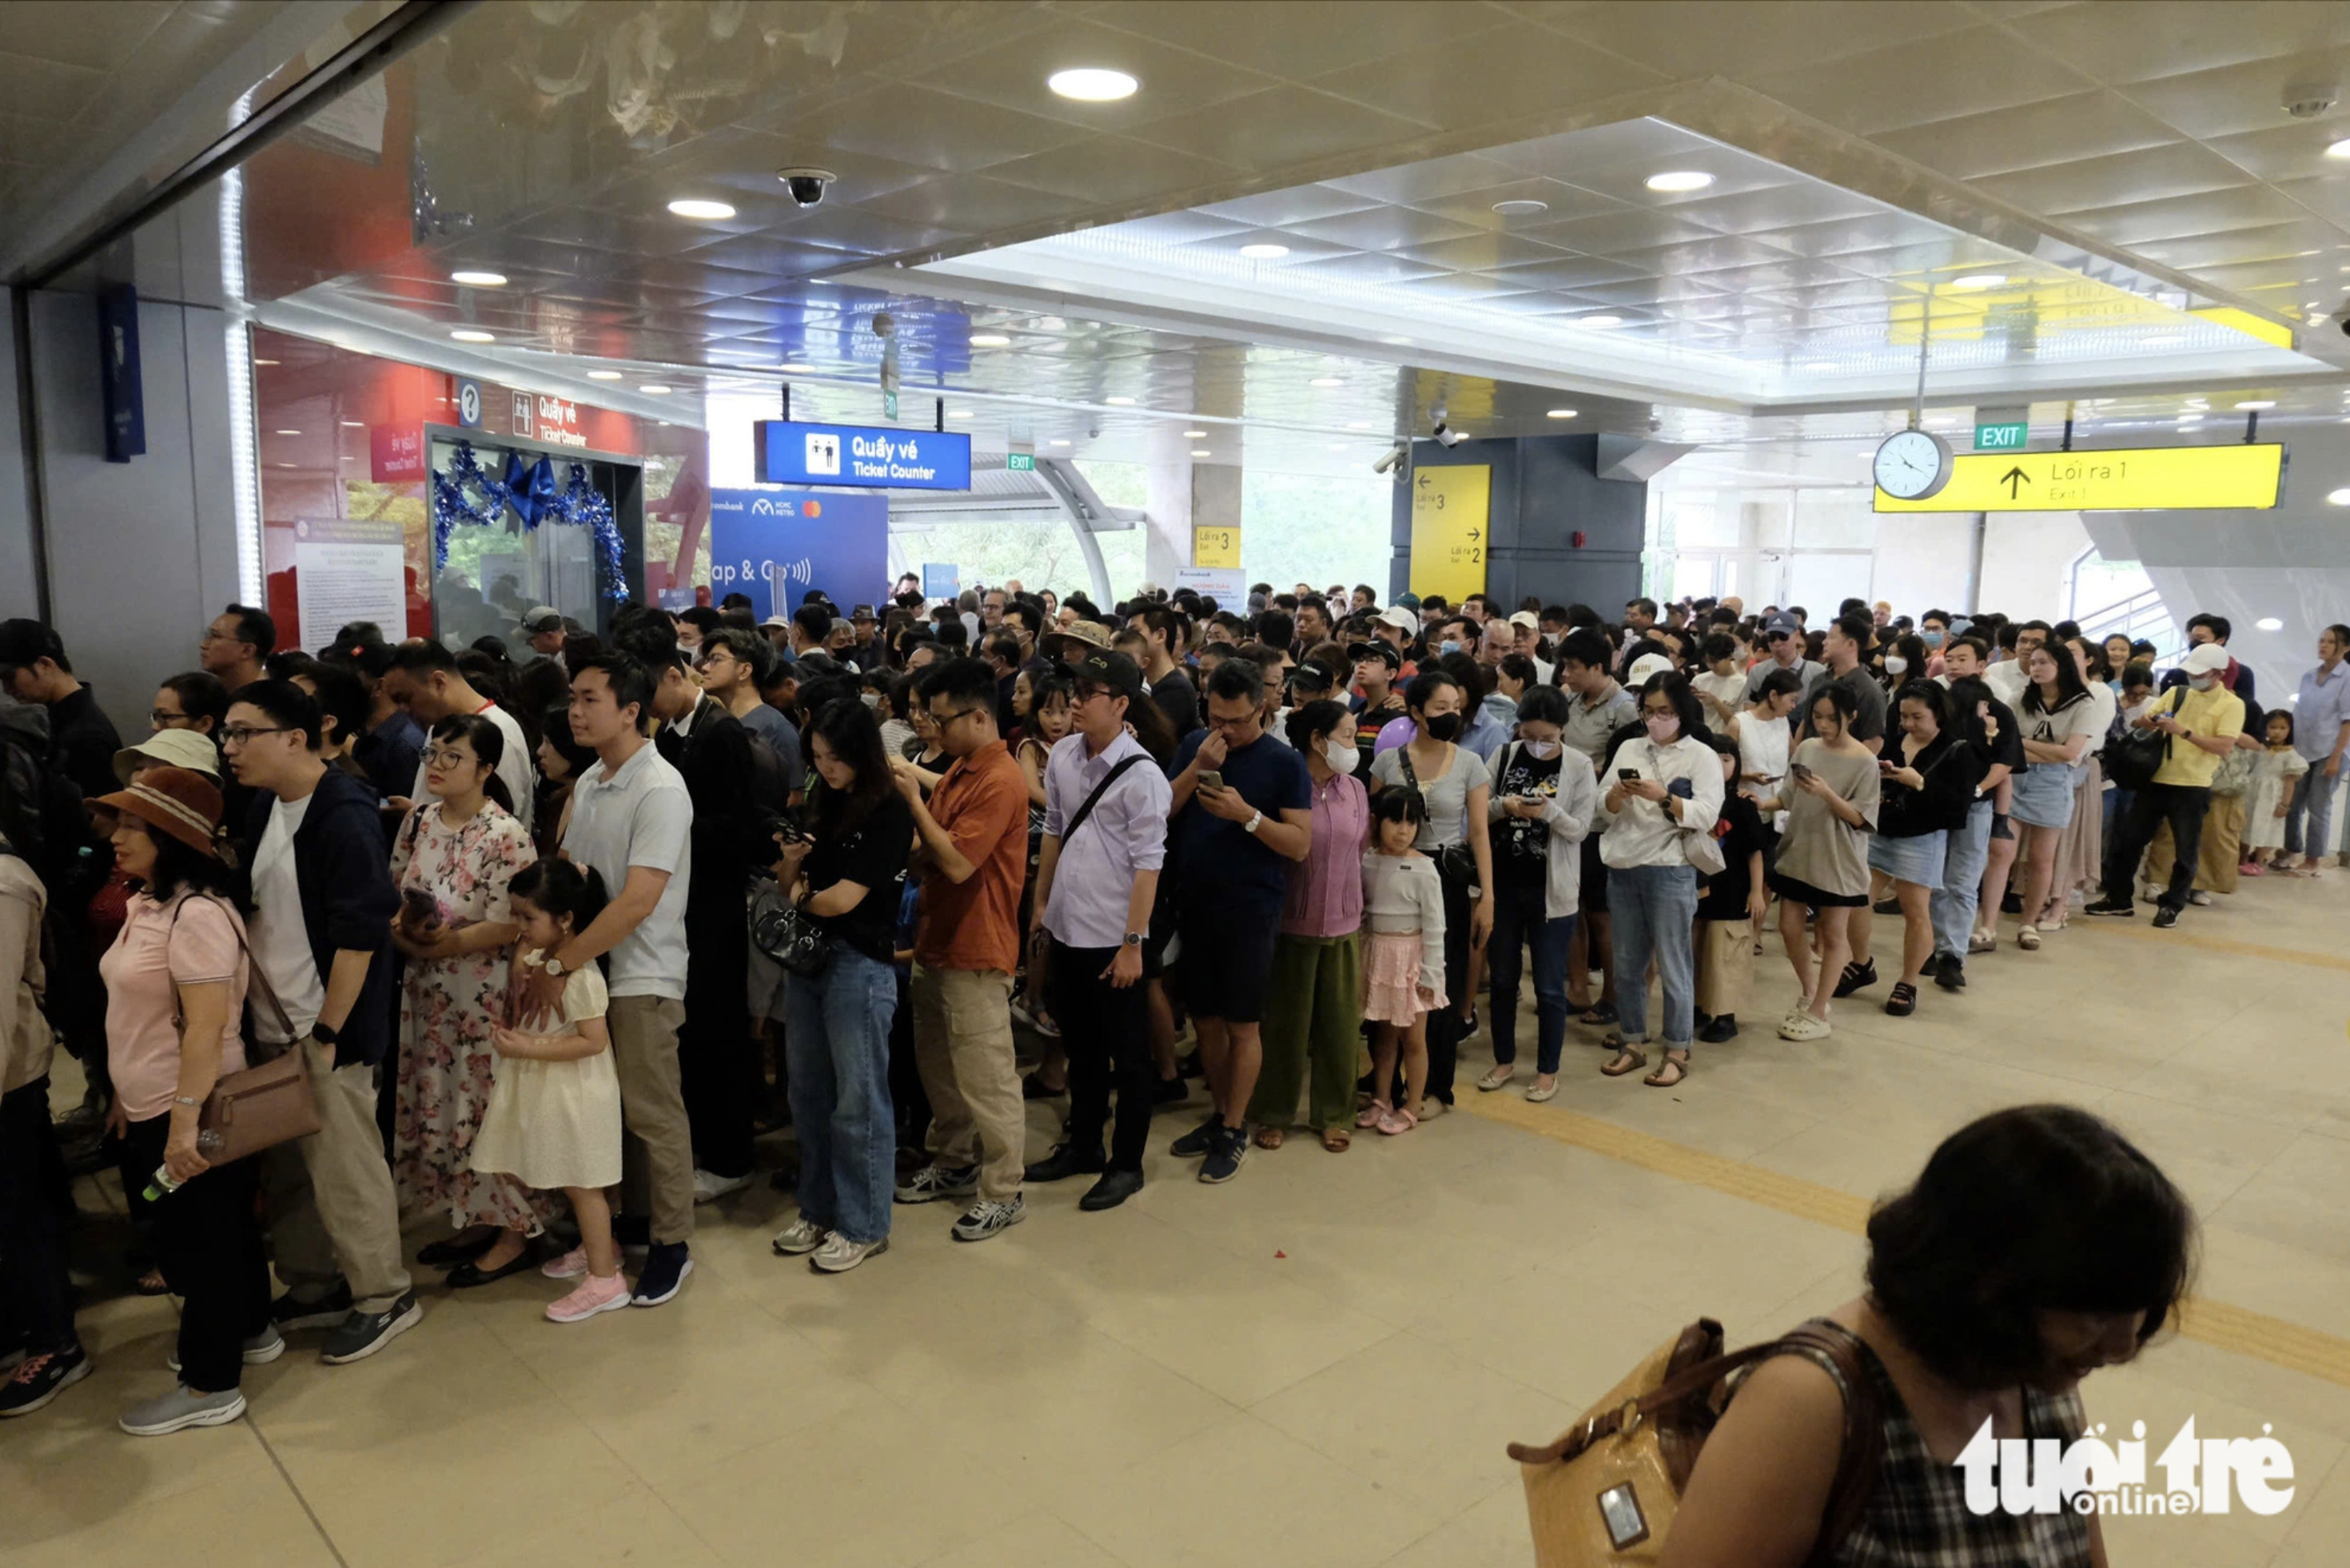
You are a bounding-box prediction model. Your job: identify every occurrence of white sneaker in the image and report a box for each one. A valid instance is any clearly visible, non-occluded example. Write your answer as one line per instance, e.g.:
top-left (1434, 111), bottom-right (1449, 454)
top-left (811, 1233), bottom-right (889, 1273)
top-left (771, 1217), bottom-right (827, 1256)
top-left (2188, 890), bottom-right (2213, 907)
top-left (166, 1327), bottom-right (282, 1374)
top-left (692, 1168), bottom-right (752, 1204)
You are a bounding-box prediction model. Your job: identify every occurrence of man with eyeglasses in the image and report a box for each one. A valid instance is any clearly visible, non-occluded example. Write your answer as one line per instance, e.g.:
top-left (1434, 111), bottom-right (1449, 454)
top-left (198, 604), bottom-right (273, 694)
top-left (221, 680), bottom-right (415, 1363)
top-left (1021, 649), bottom-right (1171, 1212)
top-left (888, 657), bottom-right (1032, 1242)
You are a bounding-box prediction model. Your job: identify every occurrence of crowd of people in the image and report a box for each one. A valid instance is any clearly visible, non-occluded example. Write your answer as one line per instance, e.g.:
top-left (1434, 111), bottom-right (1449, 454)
top-left (0, 576), bottom-right (2340, 1446)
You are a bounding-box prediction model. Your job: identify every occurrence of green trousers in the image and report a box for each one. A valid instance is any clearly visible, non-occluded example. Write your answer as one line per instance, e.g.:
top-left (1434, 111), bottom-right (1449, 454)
top-left (1247, 933), bottom-right (1363, 1132)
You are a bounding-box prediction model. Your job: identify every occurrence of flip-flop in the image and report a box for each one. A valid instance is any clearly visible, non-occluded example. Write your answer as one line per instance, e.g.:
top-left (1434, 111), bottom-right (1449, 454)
top-left (1253, 1125), bottom-right (1285, 1152)
top-left (1574, 1003), bottom-right (1619, 1026)
top-left (1320, 1127), bottom-right (1351, 1152)
top-left (1600, 1049), bottom-right (1647, 1077)
top-left (1642, 1057), bottom-right (1688, 1088)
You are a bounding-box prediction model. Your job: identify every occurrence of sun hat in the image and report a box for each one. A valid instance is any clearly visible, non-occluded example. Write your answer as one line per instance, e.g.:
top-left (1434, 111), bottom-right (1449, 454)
top-left (113, 729), bottom-right (222, 786)
top-left (1042, 619), bottom-right (1114, 656)
top-left (90, 767), bottom-right (225, 858)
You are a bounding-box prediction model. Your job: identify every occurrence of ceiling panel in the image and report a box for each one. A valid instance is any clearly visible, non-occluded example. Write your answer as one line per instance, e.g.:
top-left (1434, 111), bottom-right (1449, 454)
top-left (750, 83), bottom-right (1091, 175)
top-left (1999, 0), bottom-right (2350, 90)
top-left (1084, 0), bottom-right (1484, 83)
top-left (985, 134), bottom-right (1241, 203)
top-left (1867, 90), bottom-right (2184, 182)
top-left (1516, 0), bottom-right (1982, 82)
top-left (1970, 142), bottom-right (2260, 217)
top-left (1305, 18), bottom-right (1667, 131)
top-left (1744, 26), bottom-right (2094, 137)
top-left (2118, 50), bottom-right (2350, 141)
top-left (1125, 85), bottom-right (1437, 171)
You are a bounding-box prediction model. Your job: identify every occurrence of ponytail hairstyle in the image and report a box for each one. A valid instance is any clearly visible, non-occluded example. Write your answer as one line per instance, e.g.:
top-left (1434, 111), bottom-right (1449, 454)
top-left (507, 858), bottom-right (609, 949)
top-left (1285, 697), bottom-right (1348, 753)
top-left (429, 712), bottom-right (515, 815)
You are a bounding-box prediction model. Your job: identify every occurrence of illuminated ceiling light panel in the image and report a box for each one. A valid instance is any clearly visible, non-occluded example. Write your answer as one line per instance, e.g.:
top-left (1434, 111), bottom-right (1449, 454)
top-left (970, 334), bottom-right (1010, 347)
top-left (1239, 243), bottom-right (1289, 259)
top-left (449, 328), bottom-right (494, 343)
top-left (1644, 170), bottom-right (1715, 193)
top-left (667, 198), bottom-right (735, 221)
top-left (586, 369), bottom-right (623, 380)
top-left (1546, 408), bottom-right (1577, 419)
top-left (451, 270), bottom-right (506, 287)
top-left (1048, 67), bottom-right (1137, 101)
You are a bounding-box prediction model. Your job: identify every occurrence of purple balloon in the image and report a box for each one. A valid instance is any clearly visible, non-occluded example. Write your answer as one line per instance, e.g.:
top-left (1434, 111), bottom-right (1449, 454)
top-left (1374, 714), bottom-right (1416, 755)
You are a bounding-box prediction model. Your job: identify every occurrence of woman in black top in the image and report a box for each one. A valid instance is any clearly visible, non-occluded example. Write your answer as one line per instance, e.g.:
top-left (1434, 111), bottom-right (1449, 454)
top-left (767, 698), bottom-right (913, 1275)
top-left (1844, 683), bottom-right (1974, 1017)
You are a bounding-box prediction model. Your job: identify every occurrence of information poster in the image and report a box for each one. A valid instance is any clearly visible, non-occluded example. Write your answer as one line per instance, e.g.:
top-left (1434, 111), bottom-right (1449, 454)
top-left (1192, 523), bottom-right (1241, 568)
top-left (1171, 566), bottom-right (1245, 603)
top-left (293, 519), bottom-right (408, 651)
top-left (709, 488), bottom-right (891, 621)
top-left (922, 563), bottom-right (961, 599)
top-left (1408, 465), bottom-right (1490, 603)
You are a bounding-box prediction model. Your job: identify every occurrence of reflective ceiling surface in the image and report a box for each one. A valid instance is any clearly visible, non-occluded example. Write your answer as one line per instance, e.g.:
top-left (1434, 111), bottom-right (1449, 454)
top-left (80, 0), bottom-right (2350, 476)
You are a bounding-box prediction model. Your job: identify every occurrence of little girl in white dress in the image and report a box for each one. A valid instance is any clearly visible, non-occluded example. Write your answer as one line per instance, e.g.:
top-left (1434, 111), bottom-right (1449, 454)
top-left (471, 859), bottom-right (626, 1323)
top-left (2242, 710), bottom-right (2309, 871)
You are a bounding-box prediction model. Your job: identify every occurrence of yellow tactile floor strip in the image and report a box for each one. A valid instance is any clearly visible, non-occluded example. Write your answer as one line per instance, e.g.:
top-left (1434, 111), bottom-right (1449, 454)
top-left (1460, 1094), bottom-right (2350, 1391)
top-left (2088, 917), bottom-right (2350, 973)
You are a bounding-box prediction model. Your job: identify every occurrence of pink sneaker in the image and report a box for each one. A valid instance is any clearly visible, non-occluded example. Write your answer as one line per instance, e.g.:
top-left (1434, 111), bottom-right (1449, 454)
top-left (546, 1271), bottom-right (631, 1323)
top-left (540, 1245), bottom-right (588, 1280)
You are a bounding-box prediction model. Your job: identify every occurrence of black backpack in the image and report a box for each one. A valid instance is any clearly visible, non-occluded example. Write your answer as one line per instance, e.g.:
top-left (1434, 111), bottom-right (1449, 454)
top-left (0, 718), bottom-right (98, 901)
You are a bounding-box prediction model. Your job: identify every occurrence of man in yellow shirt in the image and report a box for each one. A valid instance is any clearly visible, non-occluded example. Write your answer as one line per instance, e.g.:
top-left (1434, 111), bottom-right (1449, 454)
top-left (2086, 642), bottom-right (2245, 928)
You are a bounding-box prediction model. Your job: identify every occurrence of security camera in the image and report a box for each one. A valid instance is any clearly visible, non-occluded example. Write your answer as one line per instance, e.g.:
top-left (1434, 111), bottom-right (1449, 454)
top-left (778, 166), bottom-right (837, 206)
top-left (1372, 444), bottom-right (1406, 476)
top-left (2337, 310), bottom-right (2350, 339)
top-left (2283, 78), bottom-right (2339, 119)
top-left (1432, 423), bottom-right (1467, 448)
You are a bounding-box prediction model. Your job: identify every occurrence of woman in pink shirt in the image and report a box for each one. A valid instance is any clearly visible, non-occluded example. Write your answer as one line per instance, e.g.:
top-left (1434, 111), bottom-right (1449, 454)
top-left (1247, 700), bottom-right (1371, 1151)
top-left (93, 767), bottom-right (274, 1436)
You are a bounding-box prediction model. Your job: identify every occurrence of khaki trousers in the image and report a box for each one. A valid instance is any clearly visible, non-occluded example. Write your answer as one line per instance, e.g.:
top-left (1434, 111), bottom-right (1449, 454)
top-left (610, 994), bottom-right (695, 1245)
top-left (2147, 793), bottom-right (2244, 895)
top-left (262, 1037), bottom-right (412, 1313)
top-left (910, 965), bottom-right (1025, 1202)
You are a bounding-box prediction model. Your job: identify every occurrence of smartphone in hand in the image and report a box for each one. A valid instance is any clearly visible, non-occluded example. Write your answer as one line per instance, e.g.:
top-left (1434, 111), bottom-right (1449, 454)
top-left (1197, 770), bottom-right (1225, 792)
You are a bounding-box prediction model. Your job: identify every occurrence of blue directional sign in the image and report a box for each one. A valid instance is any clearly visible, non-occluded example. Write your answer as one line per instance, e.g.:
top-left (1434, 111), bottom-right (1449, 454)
top-left (753, 420), bottom-right (971, 491)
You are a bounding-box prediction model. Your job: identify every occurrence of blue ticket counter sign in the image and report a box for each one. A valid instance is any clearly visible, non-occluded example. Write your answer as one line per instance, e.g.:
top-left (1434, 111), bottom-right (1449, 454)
top-left (752, 420), bottom-right (971, 491)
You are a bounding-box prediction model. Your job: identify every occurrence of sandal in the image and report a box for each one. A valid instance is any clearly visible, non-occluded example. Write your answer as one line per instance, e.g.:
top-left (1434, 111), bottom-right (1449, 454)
top-left (1354, 1099), bottom-right (1390, 1130)
top-left (1643, 1056), bottom-right (1688, 1088)
top-left (1320, 1126), bottom-right (1351, 1152)
top-left (1884, 981), bottom-right (1918, 1017)
top-left (1475, 1065), bottom-right (1516, 1092)
top-left (2017, 925), bottom-right (2041, 952)
top-left (1253, 1125), bottom-right (1285, 1152)
top-left (1574, 1003), bottom-right (1619, 1027)
top-left (1374, 1104), bottom-right (1419, 1136)
top-left (1600, 1048), bottom-right (1648, 1077)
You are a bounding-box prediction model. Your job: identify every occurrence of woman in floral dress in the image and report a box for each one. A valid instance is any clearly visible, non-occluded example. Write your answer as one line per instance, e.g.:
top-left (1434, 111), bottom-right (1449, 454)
top-left (389, 712), bottom-right (545, 1285)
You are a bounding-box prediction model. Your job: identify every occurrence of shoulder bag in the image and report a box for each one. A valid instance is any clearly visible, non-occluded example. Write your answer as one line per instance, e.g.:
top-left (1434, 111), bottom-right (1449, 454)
top-left (164, 896), bottom-right (321, 1167)
top-left (2102, 690), bottom-right (2177, 792)
top-left (1508, 1316), bottom-right (1881, 1566)
top-left (1393, 742), bottom-right (1481, 890)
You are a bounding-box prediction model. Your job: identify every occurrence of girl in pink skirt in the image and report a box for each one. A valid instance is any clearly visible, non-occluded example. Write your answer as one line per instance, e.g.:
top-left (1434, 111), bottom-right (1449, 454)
top-left (1357, 790), bottom-right (1448, 1136)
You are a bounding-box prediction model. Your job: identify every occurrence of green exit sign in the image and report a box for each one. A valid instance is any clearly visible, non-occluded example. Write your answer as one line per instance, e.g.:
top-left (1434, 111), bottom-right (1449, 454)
top-left (1975, 420), bottom-right (2029, 451)
top-left (1006, 452), bottom-right (1034, 472)
top-left (883, 389), bottom-right (899, 420)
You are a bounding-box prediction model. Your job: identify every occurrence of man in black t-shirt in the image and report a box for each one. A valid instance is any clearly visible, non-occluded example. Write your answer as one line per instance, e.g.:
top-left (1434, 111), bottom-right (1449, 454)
top-left (1931, 646), bottom-right (2023, 990)
top-left (1693, 737), bottom-right (1766, 1041)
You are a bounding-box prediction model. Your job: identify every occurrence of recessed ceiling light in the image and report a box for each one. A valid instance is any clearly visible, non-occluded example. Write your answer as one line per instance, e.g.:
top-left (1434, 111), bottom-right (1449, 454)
top-left (1644, 170), bottom-right (1715, 193)
top-left (2327, 137), bottom-right (2350, 160)
top-left (1190, 448), bottom-right (1212, 457)
top-left (1183, 430), bottom-right (1207, 438)
top-left (451, 270), bottom-right (507, 287)
top-left (667, 197), bottom-right (735, 221)
top-left (252, 358), bottom-right (279, 366)
top-left (1239, 243), bottom-right (1289, 259)
top-left (2256, 617), bottom-right (2285, 631)
top-left (340, 420), bottom-right (364, 428)
top-left (970, 334), bottom-right (1010, 347)
top-left (274, 429), bottom-right (301, 436)
top-left (2328, 488), bottom-right (2350, 505)
top-left (1047, 67), bottom-right (1138, 102)
top-left (639, 384), bottom-right (671, 395)
top-left (586, 369), bottom-right (623, 380)
top-left (1950, 273), bottom-right (2008, 290)
top-left (2235, 400), bottom-right (2276, 409)
top-left (949, 408), bottom-right (974, 419)
top-left (1309, 376), bottom-right (1344, 388)
top-left (450, 328), bottom-right (494, 343)
top-left (1105, 396), bottom-right (1136, 405)
top-left (779, 362), bottom-right (815, 373)
top-left (1573, 315), bottom-right (1623, 328)
top-left (1546, 408), bottom-right (1577, 419)
top-left (1492, 198), bottom-right (1548, 217)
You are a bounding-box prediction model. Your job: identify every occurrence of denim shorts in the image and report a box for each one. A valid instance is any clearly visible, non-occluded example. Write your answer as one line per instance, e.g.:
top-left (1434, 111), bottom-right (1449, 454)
top-left (2009, 762), bottom-right (2077, 830)
top-left (1867, 830), bottom-right (1947, 887)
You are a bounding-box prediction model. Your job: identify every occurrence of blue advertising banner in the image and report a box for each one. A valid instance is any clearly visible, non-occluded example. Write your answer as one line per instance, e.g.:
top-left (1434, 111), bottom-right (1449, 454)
top-left (708, 488), bottom-right (891, 622)
top-left (752, 420), bottom-right (971, 491)
top-left (921, 563), bottom-right (960, 599)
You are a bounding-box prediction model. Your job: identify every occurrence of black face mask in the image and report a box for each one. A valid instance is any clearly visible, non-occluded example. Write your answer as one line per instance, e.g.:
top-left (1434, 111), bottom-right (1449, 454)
top-left (1424, 711), bottom-right (1463, 743)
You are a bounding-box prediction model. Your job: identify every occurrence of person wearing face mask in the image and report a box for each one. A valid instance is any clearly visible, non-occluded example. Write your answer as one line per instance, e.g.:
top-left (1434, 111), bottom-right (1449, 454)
top-left (1593, 674), bottom-right (1721, 1088)
top-left (2085, 642), bottom-right (2244, 929)
top-left (1874, 635), bottom-right (1926, 697)
top-left (1245, 701), bottom-right (1370, 1152)
top-left (1367, 672), bottom-right (1495, 1116)
top-left (1475, 686), bottom-right (1594, 1100)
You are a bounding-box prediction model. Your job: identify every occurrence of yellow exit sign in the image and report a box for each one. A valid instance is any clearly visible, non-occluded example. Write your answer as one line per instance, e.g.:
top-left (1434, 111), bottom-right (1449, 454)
top-left (1875, 444), bottom-right (2284, 512)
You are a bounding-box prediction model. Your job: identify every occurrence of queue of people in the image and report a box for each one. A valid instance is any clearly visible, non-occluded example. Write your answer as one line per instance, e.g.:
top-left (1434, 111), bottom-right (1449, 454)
top-left (0, 584), bottom-right (2339, 1446)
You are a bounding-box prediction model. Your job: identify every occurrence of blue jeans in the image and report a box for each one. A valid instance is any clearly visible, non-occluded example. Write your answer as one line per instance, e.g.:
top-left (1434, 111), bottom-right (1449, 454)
top-left (2285, 766), bottom-right (2340, 860)
top-left (1933, 798), bottom-right (1993, 961)
top-left (1610, 863), bottom-right (1698, 1052)
top-left (783, 949), bottom-right (899, 1244)
top-left (1488, 878), bottom-right (1575, 1073)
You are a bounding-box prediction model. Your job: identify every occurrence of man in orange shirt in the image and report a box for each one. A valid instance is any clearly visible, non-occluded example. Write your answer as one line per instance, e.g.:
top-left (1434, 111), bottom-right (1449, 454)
top-left (889, 658), bottom-right (1032, 1241)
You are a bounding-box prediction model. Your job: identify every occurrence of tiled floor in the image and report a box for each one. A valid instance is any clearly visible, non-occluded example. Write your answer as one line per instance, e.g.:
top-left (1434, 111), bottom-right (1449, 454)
top-left (6, 874), bottom-right (2349, 1567)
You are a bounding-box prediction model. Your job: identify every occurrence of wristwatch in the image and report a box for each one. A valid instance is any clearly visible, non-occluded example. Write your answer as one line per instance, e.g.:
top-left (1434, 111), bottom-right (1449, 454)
top-left (1122, 931), bottom-right (1145, 949)
top-left (311, 1019), bottom-right (341, 1048)
top-left (543, 955), bottom-right (568, 977)
top-left (1243, 810), bottom-right (1265, 835)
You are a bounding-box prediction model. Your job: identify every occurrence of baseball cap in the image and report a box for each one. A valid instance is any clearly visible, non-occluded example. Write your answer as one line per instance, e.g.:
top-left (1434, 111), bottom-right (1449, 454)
top-left (1763, 613), bottom-right (1801, 639)
top-left (2179, 642), bottom-right (2231, 677)
top-left (114, 728), bottom-right (223, 785)
top-left (1374, 605), bottom-right (1418, 635)
top-left (1508, 611), bottom-right (1539, 631)
top-left (1290, 659), bottom-right (1338, 695)
top-left (517, 606), bottom-right (563, 635)
top-left (1396, 592), bottom-right (1423, 612)
top-left (1627, 652), bottom-right (1675, 686)
top-left (1348, 640), bottom-right (1401, 669)
top-left (759, 613), bottom-right (791, 630)
top-left (1072, 649), bottom-right (1144, 702)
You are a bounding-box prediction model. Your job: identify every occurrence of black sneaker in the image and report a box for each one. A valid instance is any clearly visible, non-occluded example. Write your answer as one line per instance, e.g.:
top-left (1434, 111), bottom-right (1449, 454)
top-left (1169, 1114), bottom-right (1221, 1158)
top-left (1696, 1014), bottom-right (1739, 1044)
top-left (1197, 1124), bottom-right (1246, 1184)
top-left (1831, 959), bottom-right (1876, 998)
top-left (2000, 891), bottom-right (2024, 914)
top-left (2151, 905), bottom-right (2181, 929)
top-left (0, 1343), bottom-right (90, 1418)
top-left (2082, 897), bottom-right (2135, 918)
top-left (631, 1243), bottom-right (693, 1307)
top-left (1023, 1143), bottom-right (1106, 1184)
top-left (321, 1291), bottom-right (423, 1364)
top-left (270, 1281), bottom-right (354, 1333)
top-left (1933, 953), bottom-right (1966, 992)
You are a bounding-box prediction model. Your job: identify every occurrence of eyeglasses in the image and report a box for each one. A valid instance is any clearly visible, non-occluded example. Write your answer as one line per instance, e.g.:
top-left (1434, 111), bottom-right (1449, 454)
top-left (422, 746), bottom-right (477, 769)
top-left (220, 724), bottom-right (293, 747)
top-left (931, 706), bottom-right (987, 729)
top-left (198, 627), bottom-right (229, 643)
top-left (149, 710), bottom-right (197, 728)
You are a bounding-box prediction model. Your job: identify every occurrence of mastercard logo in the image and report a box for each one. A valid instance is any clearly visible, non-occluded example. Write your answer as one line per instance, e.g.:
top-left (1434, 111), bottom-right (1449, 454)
top-left (803, 500), bottom-right (822, 518)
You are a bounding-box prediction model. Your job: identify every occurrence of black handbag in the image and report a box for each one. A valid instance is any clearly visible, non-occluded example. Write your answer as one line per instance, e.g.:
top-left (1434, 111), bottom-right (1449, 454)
top-left (2102, 691), bottom-right (2175, 792)
top-left (1393, 742), bottom-right (1481, 892)
top-left (751, 896), bottom-right (834, 977)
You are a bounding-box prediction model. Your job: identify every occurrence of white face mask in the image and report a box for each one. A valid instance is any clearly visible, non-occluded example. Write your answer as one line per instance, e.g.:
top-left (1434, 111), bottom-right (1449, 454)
top-left (2189, 673), bottom-right (2219, 691)
top-left (1323, 739), bottom-right (1358, 775)
top-left (860, 690), bottom-right (880, 710)
top-left (1884, 655), bottom-right (1909, 675)
top-left (1522, 739), bottom-right (1560, 760)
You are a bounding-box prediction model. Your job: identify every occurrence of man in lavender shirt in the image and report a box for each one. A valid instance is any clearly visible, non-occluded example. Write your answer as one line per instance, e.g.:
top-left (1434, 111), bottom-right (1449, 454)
top-left (1022, 649), bottom-right (1173, 1212)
